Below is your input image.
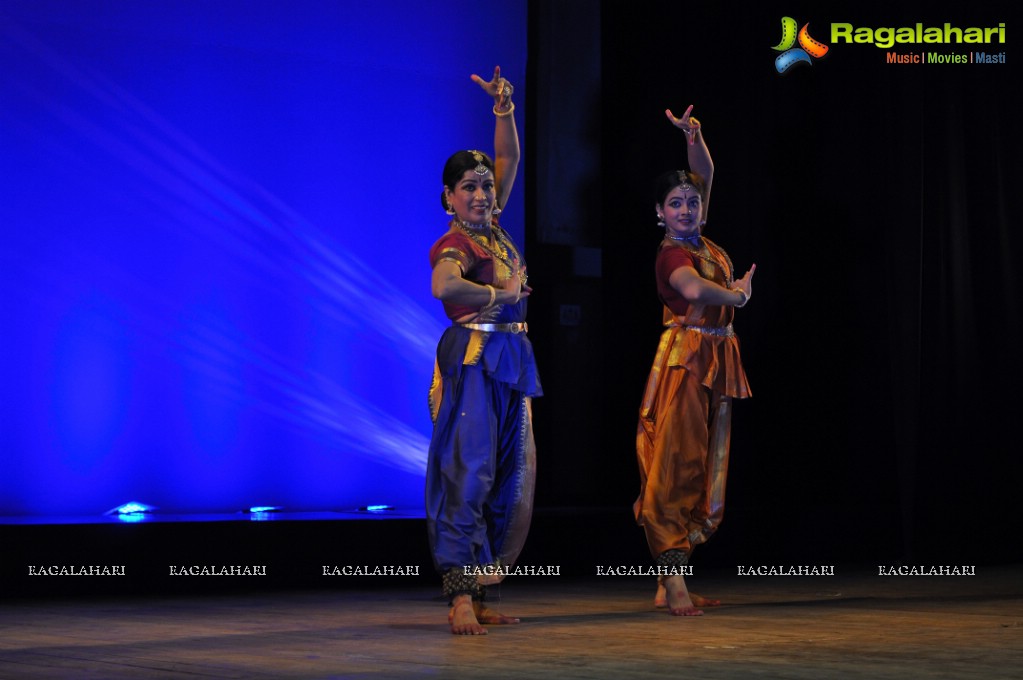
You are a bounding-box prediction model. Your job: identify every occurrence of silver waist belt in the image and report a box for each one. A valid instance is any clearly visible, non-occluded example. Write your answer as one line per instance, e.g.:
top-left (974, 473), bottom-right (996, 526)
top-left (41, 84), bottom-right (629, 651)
top-left (457, 322), bottom-right (529, 334)
top-left (677, 323), bottom-right (734, 338)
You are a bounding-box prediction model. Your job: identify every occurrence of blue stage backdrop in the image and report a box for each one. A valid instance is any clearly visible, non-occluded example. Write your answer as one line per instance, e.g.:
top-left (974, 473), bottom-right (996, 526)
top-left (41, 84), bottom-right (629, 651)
top-left (0, 1), bottom-right (527, 518)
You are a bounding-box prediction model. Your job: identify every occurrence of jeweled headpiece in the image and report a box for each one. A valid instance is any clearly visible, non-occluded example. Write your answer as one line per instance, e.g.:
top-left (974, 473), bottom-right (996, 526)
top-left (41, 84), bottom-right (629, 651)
top-left (677, 171), bottom-right (693, 192)
top-left (470, 150), bottom-right (489, 176)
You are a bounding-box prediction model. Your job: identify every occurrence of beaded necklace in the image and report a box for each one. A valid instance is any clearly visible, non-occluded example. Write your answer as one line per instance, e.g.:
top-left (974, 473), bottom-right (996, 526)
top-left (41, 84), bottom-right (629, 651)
top-left (665, 232), bottom-right (702, 246)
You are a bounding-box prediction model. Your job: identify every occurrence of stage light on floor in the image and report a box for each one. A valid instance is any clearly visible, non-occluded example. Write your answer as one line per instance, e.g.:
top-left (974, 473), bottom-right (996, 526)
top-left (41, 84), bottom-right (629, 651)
top-left (245, 505), bottom-right (283, 521)
top-left (247, 505), bottom-right (283, 513)
top-left (360, 504), bottom-right (393, 513)
top-left (106, 501), bottom-right (155, 522)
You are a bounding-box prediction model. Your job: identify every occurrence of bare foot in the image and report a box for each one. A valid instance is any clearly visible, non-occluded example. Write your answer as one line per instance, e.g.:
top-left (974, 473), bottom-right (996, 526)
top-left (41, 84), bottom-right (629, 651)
top-left (477, 573), bottom-right (503, 586)
top-left (474, 601), bottom-right (520, 625)
top-left (662, 575), bottom-right (704, 617)
top-left (654, 581), bottom-right (720, 608)
top-left (449, 594), bottom-right (487, 635)
top-left (691, 593), bottom-right (721, 607)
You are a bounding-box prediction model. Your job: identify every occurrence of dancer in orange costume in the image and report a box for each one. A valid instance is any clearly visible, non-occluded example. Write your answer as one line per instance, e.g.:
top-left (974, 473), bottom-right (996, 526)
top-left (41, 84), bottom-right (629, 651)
top-left (634, 106), bottom-right (755, 616)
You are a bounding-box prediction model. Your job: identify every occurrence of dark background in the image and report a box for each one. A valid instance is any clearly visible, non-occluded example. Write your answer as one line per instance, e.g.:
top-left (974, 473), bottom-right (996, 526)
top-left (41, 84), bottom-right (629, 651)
top-left (525, 0), bottom-right (1021, 569)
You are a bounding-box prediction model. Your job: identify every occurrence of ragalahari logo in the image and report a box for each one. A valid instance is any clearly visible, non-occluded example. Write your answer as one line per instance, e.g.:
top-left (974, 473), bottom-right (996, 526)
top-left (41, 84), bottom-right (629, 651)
top-left (772, 17), bottom-right (829, 73)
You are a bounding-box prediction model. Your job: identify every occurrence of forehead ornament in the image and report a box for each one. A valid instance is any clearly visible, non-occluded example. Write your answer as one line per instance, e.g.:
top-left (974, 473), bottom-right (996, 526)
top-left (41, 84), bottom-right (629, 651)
top-left (677, 171), bottom-right (693, 193)
top-left (470, 150), bottom-right (489, 176)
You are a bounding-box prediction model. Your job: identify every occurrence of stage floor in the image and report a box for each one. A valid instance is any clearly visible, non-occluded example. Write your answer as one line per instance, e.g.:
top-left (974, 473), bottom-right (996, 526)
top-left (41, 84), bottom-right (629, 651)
top-left (2, 568), bottom-right (1021, 679)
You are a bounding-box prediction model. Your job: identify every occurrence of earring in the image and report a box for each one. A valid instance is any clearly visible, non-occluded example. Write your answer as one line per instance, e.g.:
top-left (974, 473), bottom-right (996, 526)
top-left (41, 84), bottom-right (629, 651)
top-left (656, 212), bottom-right (666, 228)
top-left (445, 203), bottom-right (455, 216)
top-left (492, 207), bottom-right (502, 216)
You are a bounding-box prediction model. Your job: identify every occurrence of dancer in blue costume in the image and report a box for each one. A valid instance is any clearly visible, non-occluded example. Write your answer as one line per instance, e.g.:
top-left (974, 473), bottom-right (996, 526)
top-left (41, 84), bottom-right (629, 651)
top-left (426, 67), bottom-right (541, 636)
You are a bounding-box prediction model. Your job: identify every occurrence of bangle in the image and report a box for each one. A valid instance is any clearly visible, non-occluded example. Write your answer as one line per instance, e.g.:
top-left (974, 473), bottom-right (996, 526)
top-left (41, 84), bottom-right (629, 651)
top-left (484, 284), bottom-right (497, 308)
top-left (732, 288), bottom-right (748, 308)
top-left (493, 102), bottom-right (515, 117)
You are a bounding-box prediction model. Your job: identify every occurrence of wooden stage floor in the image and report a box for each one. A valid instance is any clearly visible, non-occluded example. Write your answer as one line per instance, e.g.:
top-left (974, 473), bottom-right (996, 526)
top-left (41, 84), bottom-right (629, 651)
top-left (2, 567), bottom-right (1021, 679)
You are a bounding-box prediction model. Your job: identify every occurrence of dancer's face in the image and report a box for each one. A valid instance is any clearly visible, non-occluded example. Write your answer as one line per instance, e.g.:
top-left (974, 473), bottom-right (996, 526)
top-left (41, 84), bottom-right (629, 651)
top-left (658, 186), bottom-right (703, 237)
top-left (446, 169), bottom-right (496, 226)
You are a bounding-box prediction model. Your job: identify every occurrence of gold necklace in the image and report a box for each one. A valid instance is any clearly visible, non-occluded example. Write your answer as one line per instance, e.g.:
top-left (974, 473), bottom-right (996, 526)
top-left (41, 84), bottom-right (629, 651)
top-left (455, 220), bottom-right (518, 272)
top-left (664, 236), bottom-right (732, 286)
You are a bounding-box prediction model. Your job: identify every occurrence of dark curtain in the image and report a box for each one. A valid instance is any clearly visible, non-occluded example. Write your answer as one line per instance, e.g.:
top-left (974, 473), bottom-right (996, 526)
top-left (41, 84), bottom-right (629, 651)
top-left (529, 0), bottom-right (1021, 566)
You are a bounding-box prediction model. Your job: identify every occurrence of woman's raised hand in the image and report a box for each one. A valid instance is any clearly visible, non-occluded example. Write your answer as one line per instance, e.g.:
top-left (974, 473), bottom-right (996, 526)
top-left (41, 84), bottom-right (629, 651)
top-left (471, 66), bottom-right (514, 110)
top-left (665, 104), bottom-right (701, 146)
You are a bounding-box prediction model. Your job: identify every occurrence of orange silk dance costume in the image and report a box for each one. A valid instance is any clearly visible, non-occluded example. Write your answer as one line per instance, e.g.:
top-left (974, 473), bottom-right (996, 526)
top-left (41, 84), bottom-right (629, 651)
top-left (634, 236), bottom-right (751, 560)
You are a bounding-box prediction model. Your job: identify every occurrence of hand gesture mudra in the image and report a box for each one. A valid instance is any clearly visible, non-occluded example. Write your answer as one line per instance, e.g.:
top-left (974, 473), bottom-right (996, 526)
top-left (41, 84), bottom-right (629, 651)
top-left (471, 66), bottom-right (514, 111)
top-left (665, 104), bottom-right (701, 146)
top-left (498, 265), bottom-right (530, 303)
top-left (733, 264), bottom-right (756, 303)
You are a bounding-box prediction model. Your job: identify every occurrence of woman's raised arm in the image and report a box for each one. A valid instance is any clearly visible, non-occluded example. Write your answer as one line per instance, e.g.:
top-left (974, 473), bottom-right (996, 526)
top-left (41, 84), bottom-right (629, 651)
top-left (666, 105), bottom-right (714, 220)
top-left (471, 66), bottom-right (520, 213)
